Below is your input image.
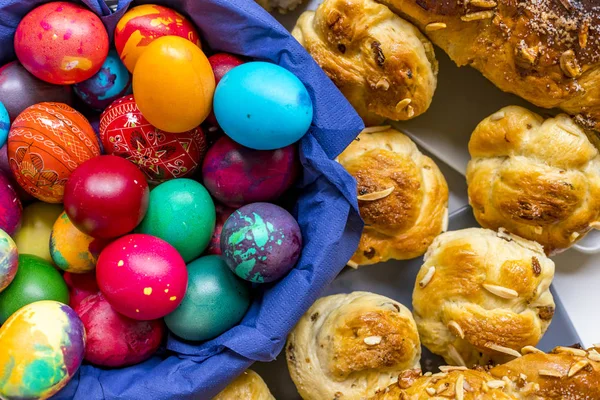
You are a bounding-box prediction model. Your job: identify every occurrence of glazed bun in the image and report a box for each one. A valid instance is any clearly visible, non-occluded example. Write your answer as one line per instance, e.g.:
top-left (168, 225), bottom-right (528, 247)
top-left (213, 370), bottom-right (274, 400)
top-left (338, 126), bottom-right (448, 266)
top-left (286, 291), bottom-right (421, 400)
top-left (467, 106), bottom-right (600, 255)
top-left (413, 228), bottom-right (555, 367)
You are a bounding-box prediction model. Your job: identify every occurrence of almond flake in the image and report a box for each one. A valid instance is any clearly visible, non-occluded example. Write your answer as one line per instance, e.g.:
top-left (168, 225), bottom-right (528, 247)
top-left (364, 336), bottom-right (382, 346)
top-left (522, 346), bottom-right (544, 355)
top-left (455, 375), bottom-right (464, 400)
top-left (461, 10), bottom-right (494, 21)
top-left (555, 346), bottom-right (587, 357)
top-left (485, 343), bottom-right (522, 358)
top-left (419, 266), bottom-right (436, 288)
top-left (425, 387), bottom-right (436, 395)
top-left (486, 380), bottom-right (506, 389)
top-left (439, 365), bottom-right (467, 372)
top-left (568, 359), bottom-right (589, 377)
top-left (483, 283), bottom-right (518, 299)
top-left (489, 111), bottom-right (505, 122)
top-left (539, 369), bottom-right (564, 378)
top-left (347, 260), bottom-right (359, 269)
top-left (587, 349), bottom-right (600, 362)
top-left (448, 321), bottom-right (465, 339)
top-left (426, 22), bottom-right (447, 31)
top-left (396, 98), bottom-right (412, 111)
top-left (358, 186), bottom-right (394, 201)
top-left (448, 345), bottom-right (467, 367)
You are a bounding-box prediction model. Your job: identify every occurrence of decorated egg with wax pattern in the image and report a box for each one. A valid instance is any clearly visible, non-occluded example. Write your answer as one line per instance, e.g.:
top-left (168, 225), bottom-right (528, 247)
top-left (0, 229), bottom-right (18, 293)
top-left (115, 4), bottom-right (201, 73)
top-left (14, 2), bottom-right (109, 85)
top-left (100, 95), bottom-right (207, 183)
top-left (0, 301), bottom-right (85, 400)
top-left (220, 203), bottom-right (302, 283)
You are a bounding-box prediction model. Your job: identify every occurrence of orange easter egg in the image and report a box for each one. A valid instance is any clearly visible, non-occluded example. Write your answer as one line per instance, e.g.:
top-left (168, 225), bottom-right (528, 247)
top-left (7, 103), bottom-right (101, 203)
top-left (114, 4), bottom-right (201, 73)
top-left (133, 36), bottom-right (215, 133)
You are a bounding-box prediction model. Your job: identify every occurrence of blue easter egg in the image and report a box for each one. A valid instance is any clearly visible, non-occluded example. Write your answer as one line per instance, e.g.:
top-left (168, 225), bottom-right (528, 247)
top-left (0, 101), bottom-right (9, 148)
top-left (213, 62), bottom-right (313, 150)
top-left (73, 49), bottom-right (132, 111)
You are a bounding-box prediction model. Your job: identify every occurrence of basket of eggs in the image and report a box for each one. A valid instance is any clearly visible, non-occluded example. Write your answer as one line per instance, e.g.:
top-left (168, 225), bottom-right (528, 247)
top-left (0, 0), bottom-right (364, 398)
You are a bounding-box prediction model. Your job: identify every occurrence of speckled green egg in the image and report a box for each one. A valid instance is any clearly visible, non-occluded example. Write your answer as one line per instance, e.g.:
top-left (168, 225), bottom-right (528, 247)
top-left (164, 255), bottom-right (250, 341)
top-left (136, 179), bottom-right (216, 262)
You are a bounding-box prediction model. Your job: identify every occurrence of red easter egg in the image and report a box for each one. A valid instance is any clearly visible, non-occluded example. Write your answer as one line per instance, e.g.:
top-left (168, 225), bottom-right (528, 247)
top-left (0, 172), bottom-right (22, 236)
top-left (14, 2), bottom-right (109, 85)
top-left (205, 203), bottom-right (236, 256)
top-left (64, 155), bottom-right (149, 239)
top-left (114, 4), bottom-right (201, 73)
top-left (64, 271), bottom-right (100, 309)
top-left (7, 103), bottom-right (101, 203)
top-left (202, 136), bottom-right (300, 207)
top-left (75, 292), bottom-right (165, 367)
top-left (96, 234), bottom-right (187, 320)
top-left (99, 95), bottom-right (207, 183)
top-left (205, 53), bottom-right (245, 128)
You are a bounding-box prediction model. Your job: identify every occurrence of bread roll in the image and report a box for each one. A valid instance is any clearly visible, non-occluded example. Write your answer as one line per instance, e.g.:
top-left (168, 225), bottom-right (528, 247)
top-left (213, 370), bottom-right (274, 400)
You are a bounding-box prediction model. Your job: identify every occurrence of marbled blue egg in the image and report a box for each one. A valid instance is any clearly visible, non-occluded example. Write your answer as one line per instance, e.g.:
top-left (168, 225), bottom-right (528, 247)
top-left (73, 49), bottom-right (132, 111)
top-left (213, 62), bottom-right (313, 150)
top-left (0, 101), bottom-right (9, 148)
top-left (220, 202), bottom-right (302, 283)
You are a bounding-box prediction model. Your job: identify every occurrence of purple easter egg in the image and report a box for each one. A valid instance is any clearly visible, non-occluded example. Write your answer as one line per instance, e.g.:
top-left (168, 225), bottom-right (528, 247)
top-left (202, 136), bottom-right (299, 208)
top-left (220, 202), bottom-right (302, 283)
top-left (0, 171), bottom-right (22, 235)
top-left (74, 50), bottom-right (132, 111)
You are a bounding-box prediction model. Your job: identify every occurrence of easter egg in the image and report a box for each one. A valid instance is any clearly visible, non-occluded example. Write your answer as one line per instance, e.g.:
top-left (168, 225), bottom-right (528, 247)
top-left (0, 101), bottom-right (9, 148)
top-left (0, 230), bottom-right (18, 293)
top-left (115, 4), bottom-right (201, 73)
top-left (14, 202), bottom-right (63, 262)
top-left (7, 103), bottom-right (101, 203)
top-left (205, 53), bottom-right (245, 127)
top-left (0, 61), bottom-right (74, 121)
top-left (96, 234), bottom-right (187, 320)
top-left (14, 2), bottom-right (109, 85)
top-left (202, 136), bottom-right (299, 207)
top-left (64, 271), bottom-right (99, 309)
top-left (214, 62), bottom-right (313, 150)
top-left (137, 179), bottom-right (215, 262)
top-left (0, 145), bottom-right (34, 202)
top-left (75, 292), bottom-right (164, 367)
top-left (165, 255), bottom-right (249, 341)
top-left (64, 155), bottom-right (149, 239)
top-left (0, 254), bottom-right (69, 323)
top-left (0, 172), bottom-right (22, 236)
top-left (133, 36), bottom-right (215, 133)
top-left (0, 301), bottom-right (85, 400)
top-left (99, 95), bottom-right (207, 183)
top-left (73, 49), bottom-right (132, 111)
top-left (205, 203), bottom-right (236, 255)
top-left (221, 203), bottom-right (302, 283)
top-left (50, 212), bottom-right (110, 273)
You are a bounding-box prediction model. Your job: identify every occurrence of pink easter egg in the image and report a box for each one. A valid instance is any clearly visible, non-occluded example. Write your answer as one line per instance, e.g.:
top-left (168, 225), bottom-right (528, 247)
top-left (0, 171), bottom-right (22, 236)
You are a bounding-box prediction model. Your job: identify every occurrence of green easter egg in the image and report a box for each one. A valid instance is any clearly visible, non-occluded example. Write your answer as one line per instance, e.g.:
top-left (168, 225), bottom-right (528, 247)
top-left (137, 179), bottom-right (216, 262)
top-left (164, 255), bottom-right (250, 341)
top-left (0, 254), bottom-right (69, 323)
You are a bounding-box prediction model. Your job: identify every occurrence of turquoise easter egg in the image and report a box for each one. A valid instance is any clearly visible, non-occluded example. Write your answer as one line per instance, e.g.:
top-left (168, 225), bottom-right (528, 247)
top-left (0, 229), bottom-right (18, 293)
top-left (136, 179), bottom-right (216, 262)
top-left (0, 101), bottom-right (9, 148)
top-left (213, 62), bottom-right (313, 150)
top-left (164, 255), bottom-right (250, 341)
top-left (0, 301), bottom-right (85, 400)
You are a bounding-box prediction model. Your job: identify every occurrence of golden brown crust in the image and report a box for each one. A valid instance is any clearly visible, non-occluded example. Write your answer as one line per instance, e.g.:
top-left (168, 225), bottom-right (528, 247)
top-left (466, 106), bottom-right (600, 255)
top-left (286, 292), bottom-right (421, 400)
top-left (338, 127), bottom-right (449, 265)
top-left (412, 228), bottom-right (555, 367)
top-left (213, 370), bottom-right (275, 400)
top-left (292, 0), bottom-right (438, 126)
top-left (378, 0), bottom-right (600, 131)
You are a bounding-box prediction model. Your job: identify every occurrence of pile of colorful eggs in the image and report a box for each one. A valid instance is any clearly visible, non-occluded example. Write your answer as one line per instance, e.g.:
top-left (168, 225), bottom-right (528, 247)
top-left (0, 3), bottom-right (312, 399)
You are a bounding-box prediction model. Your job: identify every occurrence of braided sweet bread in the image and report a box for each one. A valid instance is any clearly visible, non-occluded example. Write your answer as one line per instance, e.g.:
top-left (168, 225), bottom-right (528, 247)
top-left (412, 228), bottom-right (555, 367)
top-left (286, 292), bottom-right (421, 400)
top-left (467, 106), bottom-right (600, 255)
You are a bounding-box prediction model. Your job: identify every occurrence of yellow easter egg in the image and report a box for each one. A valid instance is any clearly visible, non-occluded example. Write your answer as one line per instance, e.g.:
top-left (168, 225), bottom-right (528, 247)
top-left (14, 202), bottom-right (63, 262)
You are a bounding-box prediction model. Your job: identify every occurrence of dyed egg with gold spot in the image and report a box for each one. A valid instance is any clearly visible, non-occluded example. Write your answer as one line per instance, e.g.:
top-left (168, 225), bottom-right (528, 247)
top-left (96, 234), bottom-right (187, 320)
top-left (8, 103), bottom-right (101, 203)
top-left (14, 2), bottom-right (109, 85)
top-left (50, 212), bottom-right (110, 273)
top-left (0, 229), bottom-right (18, 293)
top-left (115, 4), bottom-right (201, 73)
top-left (0, 301), bottom-right (85, 400)
top-left (14, 202), bottom-right (63, 262)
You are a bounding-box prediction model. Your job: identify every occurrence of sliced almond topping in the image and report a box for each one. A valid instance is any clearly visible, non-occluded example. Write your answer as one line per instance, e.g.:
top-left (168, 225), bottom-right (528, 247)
top-left (587, 349), bottom-right (600, 362)
top-left (358, 186), bottom-right (394, 201)
top-left (463, 380), bottom-right (472, 392)
top-left (485, 343), bottom-right (522, 358)
top-left (486, 380), bottom-right (506, 389)
top-left (426, 22), bottom-right (447, 31)
top-left (376, 78), bottom-right (390, 91)
top-left (461, 10), bottom-right (495, 22)
top-left (455, 375), bottom-right (464, 400)
top-left (448, 345), bottom-right (467, 366)
top-left (364, 336), bottom-right (382, 346)
top-left (570, 232), bottom-right (581, 242)
top-left (439, 365), bottom-right (468, 372)
top-left (432, 372), bottom-right (448, 378)
top-left (522, 346), bottom-right (544, 355)
top-left (539, 369), bottom-right (564, 378)
top-left (424, 371), bottom-right (433, 377)
top-left (436, 382), bottom-right (450, 394)
top-left (560, 50), bottom-right (582, 78)
top-left (483, 283), bottom-right (518, 299)
top-left (448, 321), bottom-right (465, 339)
top-left (361, 125), bottom-right (391, 134)
top-left (470, 0), bottom-right (497, 8)
top-left (555, 346), bottom-right (587, 357)
top-left (406, 105), bottom-right (415, 118)
top-left (589, 222), bottom-right (600, 230)
top-left (442, 208), bottom-right (449, 232)
top-left (489, 111), bottom-right (505, 122)
top-left (519, 373), bottom-right (528, 381)
top-left (347, 260), bottom-right (359, 269)
top-left (568, 359), bottom-right (590, 377)
top-left (396, 98), bottom-right (412, 111)
top-left (419, 266), bottom-right (436, 288)
top-left (425, 387), bottom-right (436, 395)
